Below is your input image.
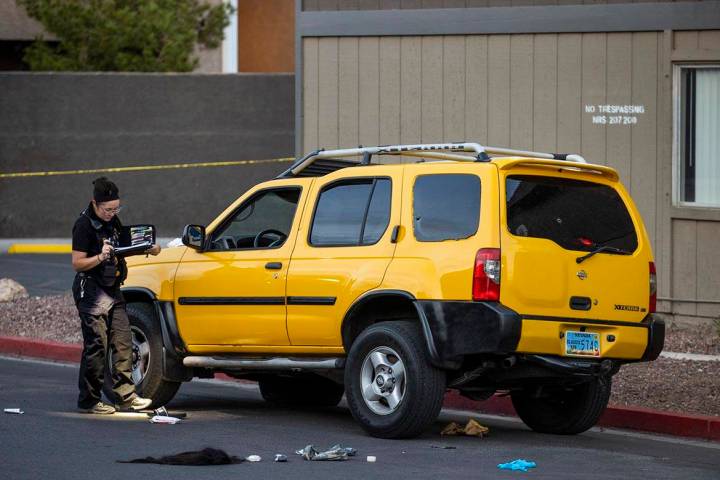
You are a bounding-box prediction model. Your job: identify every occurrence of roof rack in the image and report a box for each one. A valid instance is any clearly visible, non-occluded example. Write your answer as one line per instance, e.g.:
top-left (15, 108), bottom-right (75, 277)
top-left (277, 142), bottom-right (586, 178)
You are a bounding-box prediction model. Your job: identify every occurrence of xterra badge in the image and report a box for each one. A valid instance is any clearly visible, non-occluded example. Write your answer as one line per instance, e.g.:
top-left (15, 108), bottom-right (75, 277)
top-left (614, 304), bottom-right (642, 312)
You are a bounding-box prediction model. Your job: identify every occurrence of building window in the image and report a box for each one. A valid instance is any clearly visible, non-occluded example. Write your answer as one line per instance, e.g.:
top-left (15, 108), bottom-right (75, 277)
top-left (677, 66), bottom-right (720, 207)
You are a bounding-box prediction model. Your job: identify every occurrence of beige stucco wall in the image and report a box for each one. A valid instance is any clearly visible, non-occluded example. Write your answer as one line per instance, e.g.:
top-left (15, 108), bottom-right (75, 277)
top-left (0, 2), bottom-right (54, 40)
top-left (301, 30), bottom-right (720, 325)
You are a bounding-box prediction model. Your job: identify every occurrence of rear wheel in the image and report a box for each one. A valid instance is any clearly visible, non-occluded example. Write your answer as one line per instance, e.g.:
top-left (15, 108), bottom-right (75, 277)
top-left (103, 303), bottom-right (181, 408)
top-left (511, 377), bottom-right (611, 435)
top-left (258, 374), bottom-right (344, 407)
top-left (344, 321), bottom-right (446, 439)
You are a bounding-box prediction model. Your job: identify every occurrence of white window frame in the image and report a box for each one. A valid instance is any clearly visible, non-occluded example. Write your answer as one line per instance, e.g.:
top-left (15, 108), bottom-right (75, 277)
top-left (222, 0), bottom-right (238, 73)
top-left (672, 64), bottom-right (720, 209)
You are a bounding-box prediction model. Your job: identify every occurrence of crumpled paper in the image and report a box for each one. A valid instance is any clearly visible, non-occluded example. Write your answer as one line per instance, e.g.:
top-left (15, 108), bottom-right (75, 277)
top-left (148, 415), bottom-right (181, 424)
top-left (497, 459), bottom-right (537, 472)
top-left (440, 418), bottom-right (490, 437)
top-left (295, 444), bottom-right (357, 461)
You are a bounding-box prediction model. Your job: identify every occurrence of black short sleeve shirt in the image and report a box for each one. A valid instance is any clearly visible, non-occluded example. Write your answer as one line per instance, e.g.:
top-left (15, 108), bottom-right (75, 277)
top-left (72, 216), bottom-right (101, 255)
top-left (71, 204), bottom-right (123, 283)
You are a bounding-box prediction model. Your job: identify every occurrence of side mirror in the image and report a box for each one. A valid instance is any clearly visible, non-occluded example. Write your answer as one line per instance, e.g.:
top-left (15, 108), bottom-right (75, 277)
top-left (182, 224), bottom-right (205, 251)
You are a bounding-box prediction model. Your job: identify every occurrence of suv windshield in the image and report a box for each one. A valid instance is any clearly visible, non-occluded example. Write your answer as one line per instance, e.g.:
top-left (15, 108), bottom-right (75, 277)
top-left (506, 175), bottom-right (638, 253)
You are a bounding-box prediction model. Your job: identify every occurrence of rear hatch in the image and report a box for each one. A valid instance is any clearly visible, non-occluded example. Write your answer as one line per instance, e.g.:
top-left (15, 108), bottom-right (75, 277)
top-left (499, 167), bottom-right (653, 325)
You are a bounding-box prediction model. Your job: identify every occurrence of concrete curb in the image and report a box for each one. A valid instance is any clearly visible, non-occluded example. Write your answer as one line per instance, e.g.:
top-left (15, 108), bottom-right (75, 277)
top-left (0, 238), bottom-right (71, 254)
top-left (444, 391), bottom-right (720, 442)
top-left (1, 335), bottom-right (718, 442)
top-left (0, 336), bottom-right (81, 363)
top-left (8, 244), bottom-right (72, 254)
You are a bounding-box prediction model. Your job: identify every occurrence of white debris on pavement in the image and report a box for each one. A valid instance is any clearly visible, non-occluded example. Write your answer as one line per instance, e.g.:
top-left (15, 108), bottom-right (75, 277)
top-left (148, 415), bottom-right (181, 424)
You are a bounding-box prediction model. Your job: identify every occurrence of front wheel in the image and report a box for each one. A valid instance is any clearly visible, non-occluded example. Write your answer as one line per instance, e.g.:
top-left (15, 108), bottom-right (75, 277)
top-left (103, 303), bottom-right (181, 408)
top-left (344, 321), bottom-right (446, 439)
top-left (511, 377), bottom-right (611, 435)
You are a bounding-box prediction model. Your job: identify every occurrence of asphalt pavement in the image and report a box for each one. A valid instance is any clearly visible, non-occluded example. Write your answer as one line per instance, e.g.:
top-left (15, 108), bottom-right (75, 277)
top-left (0, 254), bottom-right (73, 296)
top-left (1, 356), bottom-right (719, 480)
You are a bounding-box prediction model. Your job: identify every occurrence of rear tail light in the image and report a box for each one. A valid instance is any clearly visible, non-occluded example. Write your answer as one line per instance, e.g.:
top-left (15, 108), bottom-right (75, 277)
top-left (473, 248), bottom-right (501, 301)
top-left (649, 262), bottom-right (657, 313)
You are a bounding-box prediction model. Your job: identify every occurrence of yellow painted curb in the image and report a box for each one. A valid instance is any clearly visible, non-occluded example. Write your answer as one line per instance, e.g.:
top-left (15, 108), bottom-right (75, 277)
top-left (7, 244), bottom-right (72, 254)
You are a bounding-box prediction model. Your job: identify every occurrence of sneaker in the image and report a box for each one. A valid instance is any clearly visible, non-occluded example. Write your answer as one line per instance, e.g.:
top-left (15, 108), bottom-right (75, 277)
top-left (118, 396), bottom-right (153, 411)
top-left (78, 401), bottom-right (116, 415)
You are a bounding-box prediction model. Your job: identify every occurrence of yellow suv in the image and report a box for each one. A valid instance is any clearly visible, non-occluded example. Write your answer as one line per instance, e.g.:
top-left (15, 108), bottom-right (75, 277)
top-left (117, 143), bottom-right (664, 439)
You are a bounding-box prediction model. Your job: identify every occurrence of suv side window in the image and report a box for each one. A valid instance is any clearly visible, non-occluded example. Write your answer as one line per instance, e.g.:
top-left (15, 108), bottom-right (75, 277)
top-left (413, 174), bottom-right (481, 242)
top-left (209, 187), bottom-right (301, 250)
top-left (310, 178), bottom-right (391, 246)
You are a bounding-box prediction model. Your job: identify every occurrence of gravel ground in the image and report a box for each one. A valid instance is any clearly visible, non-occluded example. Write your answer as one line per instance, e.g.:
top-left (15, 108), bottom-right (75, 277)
top-left (1, 293), bottom-right (718, 417)
top-left (0, 293), bottom-right (81, 343)
top-left (664, 322), bottom-right (720, 355)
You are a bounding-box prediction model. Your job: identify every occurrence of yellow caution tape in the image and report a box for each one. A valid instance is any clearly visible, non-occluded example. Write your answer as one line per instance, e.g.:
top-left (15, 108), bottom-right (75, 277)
top-left (8, 244), bottom-right (72, 254)
top-left (0, 157), bottom-right (295, 179)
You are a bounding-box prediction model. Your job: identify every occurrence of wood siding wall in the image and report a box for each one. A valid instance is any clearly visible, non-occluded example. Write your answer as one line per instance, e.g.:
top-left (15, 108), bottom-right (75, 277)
top-left (669, 30), bottom-right (720, 323)
top-left (301, 30), bottom-right (720, 324)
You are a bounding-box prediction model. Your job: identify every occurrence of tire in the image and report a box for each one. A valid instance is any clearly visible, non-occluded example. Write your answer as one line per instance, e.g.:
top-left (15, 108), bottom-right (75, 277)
top-left (511, 377), bottom-right (612, 435)
top-left (103, 302), bottom-right (181, 408)
top-left (344, 321), bottom-right (446, 439)
top-left (258, 374), bottom-right (344, 407)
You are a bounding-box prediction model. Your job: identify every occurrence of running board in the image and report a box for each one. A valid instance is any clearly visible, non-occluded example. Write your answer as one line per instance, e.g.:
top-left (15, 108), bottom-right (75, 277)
top-left (182, 356), bottom-right (345, 371)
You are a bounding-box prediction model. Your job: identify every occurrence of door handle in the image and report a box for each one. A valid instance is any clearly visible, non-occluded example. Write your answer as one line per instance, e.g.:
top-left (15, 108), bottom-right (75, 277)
top-left (265, 262), bottom-right (283, 270)
top-left (391, 225), bottom-right (400, 243)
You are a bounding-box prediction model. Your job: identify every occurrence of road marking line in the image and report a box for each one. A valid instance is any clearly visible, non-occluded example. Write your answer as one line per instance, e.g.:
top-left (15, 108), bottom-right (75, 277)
top-left (0, 157), bottom-right (294, 179)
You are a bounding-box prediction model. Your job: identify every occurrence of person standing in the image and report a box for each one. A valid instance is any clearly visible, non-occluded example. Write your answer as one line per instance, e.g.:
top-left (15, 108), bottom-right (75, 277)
top-left (71, 177), bottom-right (160, 414)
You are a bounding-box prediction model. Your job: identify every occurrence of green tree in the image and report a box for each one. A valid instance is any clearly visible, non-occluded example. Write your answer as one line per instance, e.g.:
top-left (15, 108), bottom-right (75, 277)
top-left (17, 0), bottom-right (233, 72)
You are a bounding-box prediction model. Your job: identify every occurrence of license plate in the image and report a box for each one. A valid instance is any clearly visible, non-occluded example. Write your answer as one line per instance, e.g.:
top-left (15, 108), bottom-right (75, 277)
top-left (565, 331), bottom-right (600, 357)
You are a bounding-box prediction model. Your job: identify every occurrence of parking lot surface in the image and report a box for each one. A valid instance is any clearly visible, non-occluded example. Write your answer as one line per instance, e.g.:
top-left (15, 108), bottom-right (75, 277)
top-left (1, 356), bottom-right (719, 479)
top-left (0, 254), bottom-right (73, 296)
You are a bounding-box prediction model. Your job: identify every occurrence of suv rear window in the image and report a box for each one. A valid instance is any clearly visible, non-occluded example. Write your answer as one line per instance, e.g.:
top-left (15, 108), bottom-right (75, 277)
top-left (506, 175), bottom-right (638, 253)
top-left (413, 174), bottom-right (481, 242)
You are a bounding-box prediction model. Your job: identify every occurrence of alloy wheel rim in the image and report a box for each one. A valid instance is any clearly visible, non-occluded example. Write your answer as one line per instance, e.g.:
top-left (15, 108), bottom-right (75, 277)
top-left (360, 346), bottom-right (407, 415)
top-left (130, 326), bottom-right (150, 385)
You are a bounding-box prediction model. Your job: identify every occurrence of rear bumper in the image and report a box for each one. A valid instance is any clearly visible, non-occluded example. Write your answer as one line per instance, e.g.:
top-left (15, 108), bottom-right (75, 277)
top-left (641, 314), bottom-right (665, 361)
top-left (416, 301), bottom-right (522, 368)
top-left (416, 300), bottom-right (665, 368)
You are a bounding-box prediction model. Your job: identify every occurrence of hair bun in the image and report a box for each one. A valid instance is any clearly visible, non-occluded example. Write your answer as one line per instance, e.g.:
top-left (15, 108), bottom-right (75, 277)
top-left (93, 177), bottom-right (119, 202)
